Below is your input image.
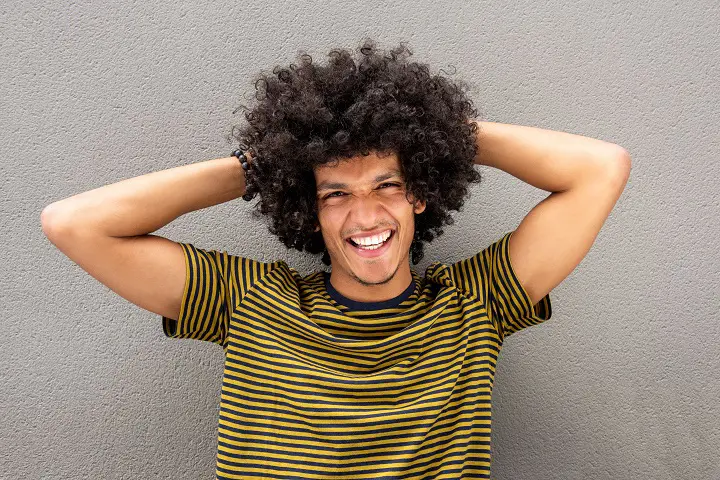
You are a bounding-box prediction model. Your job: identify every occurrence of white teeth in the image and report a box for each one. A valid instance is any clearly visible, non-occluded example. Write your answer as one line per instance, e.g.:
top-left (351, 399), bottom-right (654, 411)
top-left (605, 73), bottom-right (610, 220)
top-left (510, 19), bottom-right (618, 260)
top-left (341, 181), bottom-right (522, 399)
top-left (357, 242), bottom-right (383, 250)
top-left (350, 229), bottom-right (392, 246)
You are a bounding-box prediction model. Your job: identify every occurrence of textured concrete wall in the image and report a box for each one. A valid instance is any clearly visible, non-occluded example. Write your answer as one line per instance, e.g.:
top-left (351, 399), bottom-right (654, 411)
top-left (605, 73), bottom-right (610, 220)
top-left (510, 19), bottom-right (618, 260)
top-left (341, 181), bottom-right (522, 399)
top-left (3, 1), bottom-right (718, 478)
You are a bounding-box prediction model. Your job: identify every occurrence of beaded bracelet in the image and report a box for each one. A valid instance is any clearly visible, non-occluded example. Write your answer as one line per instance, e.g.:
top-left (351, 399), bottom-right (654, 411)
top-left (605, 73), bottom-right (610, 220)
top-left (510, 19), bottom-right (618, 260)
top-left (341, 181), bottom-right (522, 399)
top-left (231, 149), bottom-right (254, 201)
top-left (232, 149), bottom-right (251, 171)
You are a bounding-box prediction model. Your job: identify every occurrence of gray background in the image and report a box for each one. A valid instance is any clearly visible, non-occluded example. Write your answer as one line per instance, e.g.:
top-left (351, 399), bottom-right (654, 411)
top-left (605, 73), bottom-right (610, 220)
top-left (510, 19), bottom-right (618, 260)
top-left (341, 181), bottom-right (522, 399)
top-left (2, 1), bottom-right (718, 478)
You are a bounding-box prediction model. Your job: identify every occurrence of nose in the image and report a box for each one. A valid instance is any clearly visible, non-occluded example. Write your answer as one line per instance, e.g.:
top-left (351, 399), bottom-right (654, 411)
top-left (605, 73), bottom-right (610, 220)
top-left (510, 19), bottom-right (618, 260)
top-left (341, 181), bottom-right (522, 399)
top-left (347, 192), bottom-right (391, 229)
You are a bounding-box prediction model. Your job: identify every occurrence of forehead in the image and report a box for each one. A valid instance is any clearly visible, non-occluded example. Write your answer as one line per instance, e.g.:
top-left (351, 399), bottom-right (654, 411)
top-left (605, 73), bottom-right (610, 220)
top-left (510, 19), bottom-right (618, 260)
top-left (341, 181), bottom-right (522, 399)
top-left (314, 151), bottom-right (402, 188)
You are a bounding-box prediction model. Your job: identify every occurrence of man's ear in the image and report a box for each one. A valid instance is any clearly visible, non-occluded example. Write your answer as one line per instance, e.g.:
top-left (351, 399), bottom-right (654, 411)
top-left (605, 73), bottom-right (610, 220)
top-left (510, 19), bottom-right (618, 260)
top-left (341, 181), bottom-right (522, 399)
top-left (314, 223), bottom-right (321, 232)
top-left (407, 191), bottom-right (426, 215)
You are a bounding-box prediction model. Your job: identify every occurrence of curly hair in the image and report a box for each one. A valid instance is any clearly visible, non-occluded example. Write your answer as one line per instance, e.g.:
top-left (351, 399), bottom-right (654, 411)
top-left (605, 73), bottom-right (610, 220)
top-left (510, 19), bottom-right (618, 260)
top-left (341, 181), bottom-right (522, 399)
top-left (227, 38), bottom-right (484, 266)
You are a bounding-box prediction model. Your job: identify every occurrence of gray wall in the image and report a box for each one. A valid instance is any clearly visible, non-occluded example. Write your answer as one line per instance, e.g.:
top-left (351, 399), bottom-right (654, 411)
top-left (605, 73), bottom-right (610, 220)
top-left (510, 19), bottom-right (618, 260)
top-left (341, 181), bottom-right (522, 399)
top-left (3, 1), bottom-right (718, 478)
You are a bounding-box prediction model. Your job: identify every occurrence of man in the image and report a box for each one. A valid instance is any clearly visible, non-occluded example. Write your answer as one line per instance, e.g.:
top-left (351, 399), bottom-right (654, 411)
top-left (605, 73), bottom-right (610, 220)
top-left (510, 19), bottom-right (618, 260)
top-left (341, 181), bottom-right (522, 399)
top-left (41, 40), bottom-right (630, 479)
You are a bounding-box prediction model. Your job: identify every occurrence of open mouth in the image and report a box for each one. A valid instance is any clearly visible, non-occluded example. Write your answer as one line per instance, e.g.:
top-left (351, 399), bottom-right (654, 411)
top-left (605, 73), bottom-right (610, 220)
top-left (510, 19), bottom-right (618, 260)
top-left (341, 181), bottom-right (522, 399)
top-left (345, 230), bottom-right (395, 255)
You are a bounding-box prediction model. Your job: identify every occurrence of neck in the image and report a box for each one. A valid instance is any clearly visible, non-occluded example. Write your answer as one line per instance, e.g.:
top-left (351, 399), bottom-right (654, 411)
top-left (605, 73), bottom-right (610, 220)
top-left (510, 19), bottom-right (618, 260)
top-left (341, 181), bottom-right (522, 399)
top-left (328, 261), bottom-right (414, 303)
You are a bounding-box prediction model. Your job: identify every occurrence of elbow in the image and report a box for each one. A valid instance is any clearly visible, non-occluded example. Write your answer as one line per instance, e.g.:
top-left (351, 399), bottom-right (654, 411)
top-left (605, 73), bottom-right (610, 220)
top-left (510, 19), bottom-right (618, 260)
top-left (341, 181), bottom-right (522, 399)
top-left (41, 203), bottom-right (71, 238)
top-left (612, 147), bottom-right (632, 182)
top-left (586, 146), bottom-right (631, 193)
top-left (600, 146), bottom-right (632, 184)
top-left (41, 205), bottom-right (56, 236)
top-left (598, 147), bottom-right (632, 194)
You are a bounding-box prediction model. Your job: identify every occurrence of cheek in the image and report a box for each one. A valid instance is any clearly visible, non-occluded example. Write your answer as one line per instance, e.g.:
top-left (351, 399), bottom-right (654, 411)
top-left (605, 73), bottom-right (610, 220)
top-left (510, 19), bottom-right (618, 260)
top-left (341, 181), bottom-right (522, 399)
top-left (316, 214), bottom-right (341, 245)
top-left (317, 210), bottom-right (340, 233)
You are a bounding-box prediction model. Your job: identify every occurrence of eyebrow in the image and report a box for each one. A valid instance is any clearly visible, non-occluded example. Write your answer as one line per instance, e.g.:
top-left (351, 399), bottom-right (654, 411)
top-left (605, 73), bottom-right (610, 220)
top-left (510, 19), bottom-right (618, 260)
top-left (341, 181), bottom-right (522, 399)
top-left (316, 170), bottom-right (403, 192)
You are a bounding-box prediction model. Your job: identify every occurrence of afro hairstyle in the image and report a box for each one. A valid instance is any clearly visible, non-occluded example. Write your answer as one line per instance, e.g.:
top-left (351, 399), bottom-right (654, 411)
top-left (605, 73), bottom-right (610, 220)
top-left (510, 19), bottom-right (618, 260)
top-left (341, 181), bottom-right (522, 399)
top-left (227, 38), bottom-right (484, 266)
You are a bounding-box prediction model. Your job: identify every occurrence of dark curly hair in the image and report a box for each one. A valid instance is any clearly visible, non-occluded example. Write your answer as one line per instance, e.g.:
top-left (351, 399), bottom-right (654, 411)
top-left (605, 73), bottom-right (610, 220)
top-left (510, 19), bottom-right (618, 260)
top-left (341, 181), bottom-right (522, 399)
top-left (227, 38), bottom-right (484, 266)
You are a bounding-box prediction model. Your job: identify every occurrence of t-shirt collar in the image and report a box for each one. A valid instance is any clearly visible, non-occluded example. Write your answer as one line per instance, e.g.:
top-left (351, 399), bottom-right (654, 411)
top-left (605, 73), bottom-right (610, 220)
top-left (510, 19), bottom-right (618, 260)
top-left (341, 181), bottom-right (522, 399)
top-left (323, 271), bottom-right (416, 311)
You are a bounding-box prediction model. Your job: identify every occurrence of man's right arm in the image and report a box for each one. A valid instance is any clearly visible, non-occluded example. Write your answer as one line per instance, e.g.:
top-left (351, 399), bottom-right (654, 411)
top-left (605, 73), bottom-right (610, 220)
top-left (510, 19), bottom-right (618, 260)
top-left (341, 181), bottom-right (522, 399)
top-left (40, 156), bottom-right (248, 320)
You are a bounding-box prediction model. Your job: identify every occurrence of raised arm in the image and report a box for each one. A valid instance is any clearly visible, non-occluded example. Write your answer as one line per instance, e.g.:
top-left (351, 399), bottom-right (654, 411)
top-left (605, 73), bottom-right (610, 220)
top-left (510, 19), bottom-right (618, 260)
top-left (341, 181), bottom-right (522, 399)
top-left (40, 155), bottom-right (248, 320)
top-left (473, 121), bottom-right (631, 306)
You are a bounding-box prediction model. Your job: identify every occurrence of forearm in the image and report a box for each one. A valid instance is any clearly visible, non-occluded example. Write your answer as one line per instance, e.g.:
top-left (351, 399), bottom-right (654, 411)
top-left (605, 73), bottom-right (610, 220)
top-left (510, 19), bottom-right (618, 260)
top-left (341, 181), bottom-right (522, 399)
top-left (42, 156), bottom-right (246, 237)
top-left (473, 121), bottom-right (629, 192)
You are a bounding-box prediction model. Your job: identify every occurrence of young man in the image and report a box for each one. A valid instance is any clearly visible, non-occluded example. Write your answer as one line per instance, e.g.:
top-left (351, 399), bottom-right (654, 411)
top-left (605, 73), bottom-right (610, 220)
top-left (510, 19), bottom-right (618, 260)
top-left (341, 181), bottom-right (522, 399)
top-left (42, 42), bottom-right (630, 479)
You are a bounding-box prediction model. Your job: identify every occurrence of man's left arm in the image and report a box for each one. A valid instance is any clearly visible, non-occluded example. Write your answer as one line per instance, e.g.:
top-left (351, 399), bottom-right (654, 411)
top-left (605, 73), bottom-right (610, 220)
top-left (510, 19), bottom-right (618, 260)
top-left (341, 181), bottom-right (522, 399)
top-left (472, 121), bottom-right (632, 306)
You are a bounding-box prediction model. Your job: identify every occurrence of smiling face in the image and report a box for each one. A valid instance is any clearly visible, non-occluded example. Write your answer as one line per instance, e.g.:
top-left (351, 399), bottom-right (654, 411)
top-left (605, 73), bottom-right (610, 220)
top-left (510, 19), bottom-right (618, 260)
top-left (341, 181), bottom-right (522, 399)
top-left (314, 151), bottom-right (426, 301)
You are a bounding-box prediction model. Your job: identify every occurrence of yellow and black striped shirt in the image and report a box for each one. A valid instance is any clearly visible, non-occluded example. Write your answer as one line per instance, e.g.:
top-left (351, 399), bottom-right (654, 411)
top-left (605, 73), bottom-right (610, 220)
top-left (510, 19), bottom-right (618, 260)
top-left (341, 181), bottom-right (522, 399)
top-left (161, 230), bottom-right (552, 479)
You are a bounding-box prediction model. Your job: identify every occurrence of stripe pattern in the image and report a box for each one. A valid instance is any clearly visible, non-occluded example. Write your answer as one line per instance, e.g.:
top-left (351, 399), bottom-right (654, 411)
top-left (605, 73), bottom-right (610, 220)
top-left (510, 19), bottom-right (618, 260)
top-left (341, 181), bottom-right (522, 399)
top-left (450, 230), bottom-right (552, 341)
top-left (161, 230), bottom-right (552, 479)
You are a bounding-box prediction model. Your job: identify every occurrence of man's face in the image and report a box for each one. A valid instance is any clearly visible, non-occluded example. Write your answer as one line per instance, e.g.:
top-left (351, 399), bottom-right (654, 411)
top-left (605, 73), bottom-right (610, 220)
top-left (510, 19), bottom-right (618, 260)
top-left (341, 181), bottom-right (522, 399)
top-left (314, 151), bottom-right (426, 286)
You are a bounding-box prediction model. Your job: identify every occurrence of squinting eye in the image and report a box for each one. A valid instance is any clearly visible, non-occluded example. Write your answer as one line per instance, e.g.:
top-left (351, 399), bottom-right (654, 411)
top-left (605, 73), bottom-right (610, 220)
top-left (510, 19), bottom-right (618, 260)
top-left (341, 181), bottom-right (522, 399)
top-left (324, 183), bottom-right (400, 199)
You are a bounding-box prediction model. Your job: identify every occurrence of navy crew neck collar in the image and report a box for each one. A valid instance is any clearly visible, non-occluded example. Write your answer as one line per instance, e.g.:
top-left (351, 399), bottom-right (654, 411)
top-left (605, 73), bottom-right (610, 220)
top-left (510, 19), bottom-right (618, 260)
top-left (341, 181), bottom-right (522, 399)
top-left (323, 271), bottom-right (416, 311)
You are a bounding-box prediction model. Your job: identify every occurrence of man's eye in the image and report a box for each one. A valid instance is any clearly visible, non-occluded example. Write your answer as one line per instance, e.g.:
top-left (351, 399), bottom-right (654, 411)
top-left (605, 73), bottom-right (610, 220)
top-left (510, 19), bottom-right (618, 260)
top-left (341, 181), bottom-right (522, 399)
top-left (324, 183), bottom-right (400, 199)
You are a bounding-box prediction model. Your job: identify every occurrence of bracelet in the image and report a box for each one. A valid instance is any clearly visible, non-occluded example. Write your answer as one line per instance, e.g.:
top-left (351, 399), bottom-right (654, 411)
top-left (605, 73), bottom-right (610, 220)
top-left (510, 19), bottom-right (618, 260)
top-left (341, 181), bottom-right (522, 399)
top-left (231, 149), bottom-right (251, 172)
top-left (231, 149), bottom-right (255, 201)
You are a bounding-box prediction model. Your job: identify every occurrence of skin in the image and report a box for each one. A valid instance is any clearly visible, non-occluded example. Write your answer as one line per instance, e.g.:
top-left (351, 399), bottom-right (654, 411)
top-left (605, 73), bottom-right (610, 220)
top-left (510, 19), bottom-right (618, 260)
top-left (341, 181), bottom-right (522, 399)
top-left (313, 151), bottom-right (426, 303)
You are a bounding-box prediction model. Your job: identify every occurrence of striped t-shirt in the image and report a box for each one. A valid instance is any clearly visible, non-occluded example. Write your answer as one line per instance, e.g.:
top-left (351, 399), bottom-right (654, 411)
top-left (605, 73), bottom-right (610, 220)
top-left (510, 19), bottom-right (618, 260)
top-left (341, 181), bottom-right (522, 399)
top-left (161, 230), bottom-right (552, 479)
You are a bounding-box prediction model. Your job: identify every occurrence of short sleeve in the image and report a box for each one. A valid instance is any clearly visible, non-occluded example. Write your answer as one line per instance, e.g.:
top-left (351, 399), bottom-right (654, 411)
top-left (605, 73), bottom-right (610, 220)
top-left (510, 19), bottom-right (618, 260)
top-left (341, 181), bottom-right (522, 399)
top-left (450, 230), bottom-right (552, 340)
top-left (161, 242), bottom-right (277, 348)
